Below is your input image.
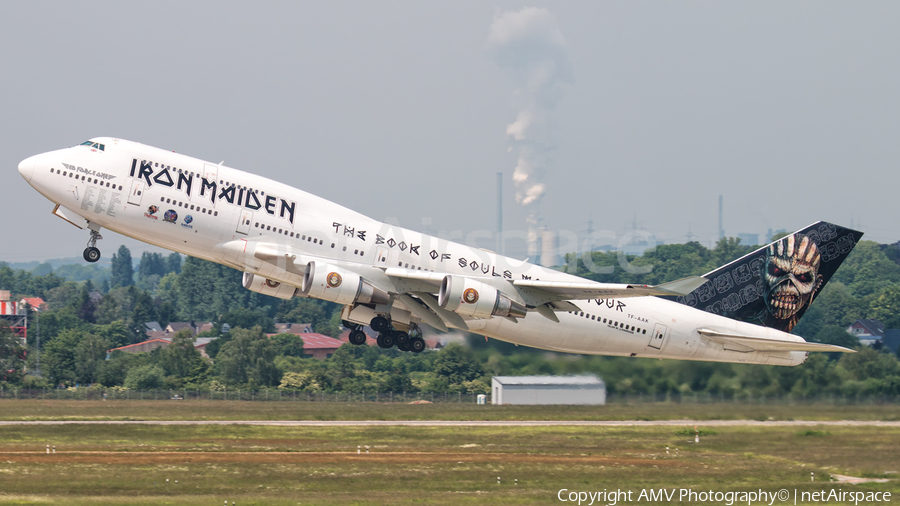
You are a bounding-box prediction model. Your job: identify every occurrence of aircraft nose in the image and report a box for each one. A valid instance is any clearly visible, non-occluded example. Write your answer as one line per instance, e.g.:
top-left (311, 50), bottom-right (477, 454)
top-left (18, 156), bottom-right (35, 183)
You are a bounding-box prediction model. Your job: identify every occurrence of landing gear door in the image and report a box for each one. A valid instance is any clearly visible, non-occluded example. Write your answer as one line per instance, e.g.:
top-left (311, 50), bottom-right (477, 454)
top-left (236, 210), bottom-right (253, 235)
top-left (648, 323), bottom-right (668, 350)
top-left (127, 180), bottom-right (143, 206)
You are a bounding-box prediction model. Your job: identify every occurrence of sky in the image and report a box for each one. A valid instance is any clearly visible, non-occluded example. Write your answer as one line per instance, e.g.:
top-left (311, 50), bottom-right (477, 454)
top-left (3, 1), bottom-right (900, 265)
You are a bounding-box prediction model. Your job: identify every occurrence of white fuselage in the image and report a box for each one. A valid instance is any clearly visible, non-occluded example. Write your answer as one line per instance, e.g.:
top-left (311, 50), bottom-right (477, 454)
top-left (18, 138), bottom-right (808, 366)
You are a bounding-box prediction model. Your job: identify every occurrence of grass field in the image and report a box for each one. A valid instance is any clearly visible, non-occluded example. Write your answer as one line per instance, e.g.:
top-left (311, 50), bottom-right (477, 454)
top-left (0, 401), bottom-right (897, 505)
top-left (1, 399), bottom-right (900, 422)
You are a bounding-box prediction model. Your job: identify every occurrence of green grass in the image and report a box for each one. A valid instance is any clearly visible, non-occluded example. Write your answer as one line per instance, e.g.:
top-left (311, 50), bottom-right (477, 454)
top-left (0, 401), bottom-right (896, 505)
top-left (0, 424), bottom-right (896, 505)
top-left (1, 399), bottom-right (900, 421)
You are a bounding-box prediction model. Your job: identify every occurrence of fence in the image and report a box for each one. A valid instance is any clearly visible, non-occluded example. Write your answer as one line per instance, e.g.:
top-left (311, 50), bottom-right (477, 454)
top-left (0, 387), bottom-right (897, 405)
top-left (0, 387), bottom-right (486, 403)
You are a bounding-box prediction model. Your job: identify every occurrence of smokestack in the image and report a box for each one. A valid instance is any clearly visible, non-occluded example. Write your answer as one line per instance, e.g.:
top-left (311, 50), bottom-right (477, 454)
top-left (541, 228), bottom-right (559, 267)
top-left (529, 233), bottom-right (541, 266)
top-left (718, 195), bottom-right (724, 240)
top-left (497, 172), bottom-right (503, 255)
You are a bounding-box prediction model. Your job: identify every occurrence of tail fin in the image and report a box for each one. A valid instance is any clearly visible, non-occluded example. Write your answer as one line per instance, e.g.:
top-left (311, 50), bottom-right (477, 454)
top-left (673, 221), bottom-right (863, 332)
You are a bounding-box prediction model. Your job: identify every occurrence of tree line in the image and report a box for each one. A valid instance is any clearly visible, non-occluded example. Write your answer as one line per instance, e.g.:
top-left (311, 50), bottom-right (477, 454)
top-left (0, 237), bottom-right (899, 399)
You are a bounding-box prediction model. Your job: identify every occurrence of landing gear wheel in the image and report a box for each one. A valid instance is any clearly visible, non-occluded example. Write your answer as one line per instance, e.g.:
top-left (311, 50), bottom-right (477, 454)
top-left (371, 316), bottom-right (390, 333)
top-left (376, 332), bottom-right (395, 349)
top-left (83, 226), bottom-right (103, 263)
top-left (397, 340), bottom-right (411, 352)
top-left (83, 247), bottom-right (101, 263)
top-left (394, 331), bottom-right (410, 345)
top-left (349, 330), bottom-right (367, 345)
top-left (409, 336), bottom-right (426, 353)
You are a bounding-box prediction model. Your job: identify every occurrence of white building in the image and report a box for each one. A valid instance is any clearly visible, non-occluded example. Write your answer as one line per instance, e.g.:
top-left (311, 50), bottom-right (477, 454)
top-left (491, 375), bottom-right (606, 405)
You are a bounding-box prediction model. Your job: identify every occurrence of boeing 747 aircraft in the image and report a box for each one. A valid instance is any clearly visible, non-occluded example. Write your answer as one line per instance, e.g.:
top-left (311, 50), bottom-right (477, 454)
top-left (18, 138), bottom-right (859, 364)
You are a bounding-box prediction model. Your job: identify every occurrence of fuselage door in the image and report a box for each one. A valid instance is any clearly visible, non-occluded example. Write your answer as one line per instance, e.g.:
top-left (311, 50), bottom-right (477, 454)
top-left (127, 180), bottom-right (143, 206)
top-left (375, 247), bottom-right (389, 265)
top-left (236, 210), bottom-right (253, 235)
top-left (203, 163), bottom-right (218, 183)
top-left (648, 323), bottom-right (668, 350)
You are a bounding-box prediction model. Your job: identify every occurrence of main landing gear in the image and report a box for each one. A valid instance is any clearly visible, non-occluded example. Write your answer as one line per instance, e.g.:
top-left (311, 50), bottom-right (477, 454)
top-left (347, 316), bottom-right (425, 353)
top-left (83, 227), bottom-right (103, 263)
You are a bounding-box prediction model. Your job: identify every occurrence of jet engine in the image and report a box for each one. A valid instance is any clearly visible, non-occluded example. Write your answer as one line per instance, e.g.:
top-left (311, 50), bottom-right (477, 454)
top-left (438, 275), bottom-right (527, 319)
top-left (301, 261), bottom-right (390, 306)
top-left (242, 272), bottom-right (300, 300)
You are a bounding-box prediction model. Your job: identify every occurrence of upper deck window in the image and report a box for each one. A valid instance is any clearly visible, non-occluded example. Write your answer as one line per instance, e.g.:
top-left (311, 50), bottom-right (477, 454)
top-left (79, 140), bottom-right (105, 151)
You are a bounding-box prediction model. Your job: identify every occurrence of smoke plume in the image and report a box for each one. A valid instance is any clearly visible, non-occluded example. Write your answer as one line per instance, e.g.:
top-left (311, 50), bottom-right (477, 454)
top-left (488, 7), bottom-right (572, 256)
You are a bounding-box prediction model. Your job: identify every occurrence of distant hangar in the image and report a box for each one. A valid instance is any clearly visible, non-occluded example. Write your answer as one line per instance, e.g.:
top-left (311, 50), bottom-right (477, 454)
top-left (491, 374), bottom-right (606, 405)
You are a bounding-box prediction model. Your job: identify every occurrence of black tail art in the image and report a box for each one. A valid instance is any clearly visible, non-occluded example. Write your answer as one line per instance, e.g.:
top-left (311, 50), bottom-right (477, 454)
top-left (673, 222), bottom-right (864, 332)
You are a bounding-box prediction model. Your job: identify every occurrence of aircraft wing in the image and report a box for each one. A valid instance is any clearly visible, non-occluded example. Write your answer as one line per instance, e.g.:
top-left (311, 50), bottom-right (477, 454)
top-left (512, 276), bottom-right (709, 301)
top-left (697, 328), bottom-right (856, 353)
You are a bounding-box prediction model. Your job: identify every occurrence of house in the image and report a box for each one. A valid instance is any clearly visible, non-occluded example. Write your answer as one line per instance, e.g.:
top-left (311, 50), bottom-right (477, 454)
top-left (491, 375), bottom-right (607, 405)
top-left (166, 322), bottom-right (198, 335)
top-left (274, 322), bottom-right (313, 335)
top-left (847, 319), bottom-right (884, 338)
top-left (847, 319), bottom-right (884, 346)
top-left (108, 338), bottom-right (172, 354)
top-left (19, 297), bottom-right (46, 312)
top-left (107, 335), bottom-right (219, 357)
top-left (297, 333), bottom-right (343, 359)
top-left (193, 337), bottom-right (218, 358)
top-left (145, 321), bottom-right (164, 333)
top-left (163, 321), bottom-right (215, 337)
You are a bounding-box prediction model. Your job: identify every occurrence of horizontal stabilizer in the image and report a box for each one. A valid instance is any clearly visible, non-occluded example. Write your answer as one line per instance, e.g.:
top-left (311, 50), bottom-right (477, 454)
top-left (697, 328), bottom-right (856, 353)
top-left (652, 277), bottom-right (709, 296)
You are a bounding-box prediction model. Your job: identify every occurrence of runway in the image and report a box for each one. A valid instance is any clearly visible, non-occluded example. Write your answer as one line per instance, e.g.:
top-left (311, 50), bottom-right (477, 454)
top-left (0, 419), bottom-right (898, 426)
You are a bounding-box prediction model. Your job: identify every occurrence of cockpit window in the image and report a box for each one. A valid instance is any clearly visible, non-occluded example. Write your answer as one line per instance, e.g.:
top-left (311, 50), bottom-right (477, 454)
top-left (79, 140), bottom-right (105, 151)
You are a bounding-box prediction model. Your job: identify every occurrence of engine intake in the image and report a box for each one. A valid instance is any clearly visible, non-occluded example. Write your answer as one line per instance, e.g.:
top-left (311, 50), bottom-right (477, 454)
top-left (242, 272), bottom-right (300, 300)
top-left (301, 261), bottom-right (390, 306)
top-left (438, 275), bottom-right (527, 319)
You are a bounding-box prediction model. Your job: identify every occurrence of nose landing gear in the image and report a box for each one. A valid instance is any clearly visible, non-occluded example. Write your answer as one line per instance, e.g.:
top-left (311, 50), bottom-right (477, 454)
top-left (83, 226), bottom-right (103, 263)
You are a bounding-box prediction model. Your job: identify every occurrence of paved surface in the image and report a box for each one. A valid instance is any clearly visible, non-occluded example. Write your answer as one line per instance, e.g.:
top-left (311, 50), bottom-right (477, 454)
top-left (0, 419), bottom-right (898, 426)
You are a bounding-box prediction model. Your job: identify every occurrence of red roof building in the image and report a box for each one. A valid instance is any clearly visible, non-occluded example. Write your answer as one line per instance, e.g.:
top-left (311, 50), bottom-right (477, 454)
top-left (274, 323), bottom-right (313, 335)
top-left (19, 297), bottom-right (46, 312)
top-left (297, 333), bottom-right (343, 360)
top-left (108, 339), bottom-right (172, 354)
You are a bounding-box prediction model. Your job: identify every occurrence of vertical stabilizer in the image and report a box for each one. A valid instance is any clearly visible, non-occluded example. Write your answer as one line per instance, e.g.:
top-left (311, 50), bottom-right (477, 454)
top-left (673, 222), bottom-right (863, 332)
